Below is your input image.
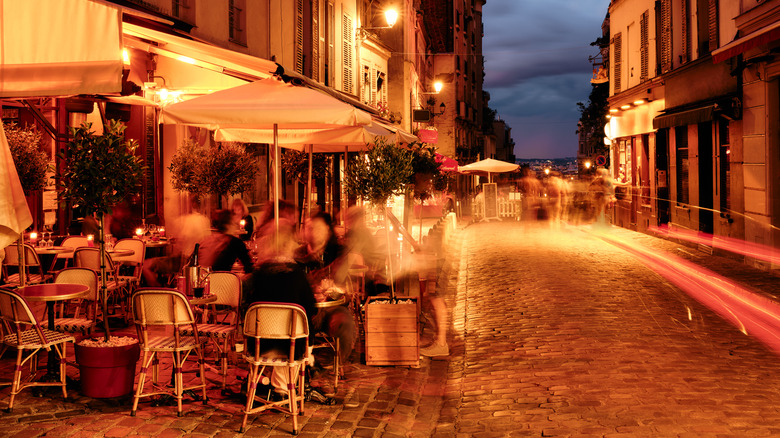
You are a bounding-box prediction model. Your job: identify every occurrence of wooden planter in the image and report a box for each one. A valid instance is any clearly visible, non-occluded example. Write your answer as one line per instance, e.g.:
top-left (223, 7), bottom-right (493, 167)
top-left (364, 297), bottom-right (419, 367)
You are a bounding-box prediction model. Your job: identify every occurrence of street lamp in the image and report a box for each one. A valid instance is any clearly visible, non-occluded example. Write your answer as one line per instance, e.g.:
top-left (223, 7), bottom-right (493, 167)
top-left (356, 7), bottom-right (398, 38)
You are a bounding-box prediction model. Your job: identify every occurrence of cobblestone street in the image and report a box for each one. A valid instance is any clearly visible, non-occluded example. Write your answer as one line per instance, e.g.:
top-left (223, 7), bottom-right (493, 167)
top-left (446, 221), bottom-right (780, 437)
top-left (3, 220), bottom-right (780, 437)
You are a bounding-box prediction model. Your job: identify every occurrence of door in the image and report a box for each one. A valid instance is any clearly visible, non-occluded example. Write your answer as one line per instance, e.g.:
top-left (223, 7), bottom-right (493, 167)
top-left (656, 128), bottom-right (670, 224)
top-left (698, 122), bottom-right (713, 234)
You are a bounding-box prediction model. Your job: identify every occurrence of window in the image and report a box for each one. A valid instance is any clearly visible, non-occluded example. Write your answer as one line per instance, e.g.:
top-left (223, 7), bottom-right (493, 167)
top-left (696, 0), bottom-right (718, 55)
top-left (718, 121), bottom-right (730, 212)
top-left (675, 126), bottom-right (689, 205)
top-left (295, 0), bottom-right (304, 74)
top-left (680, 0), bottom-right (690, 63)
top-left (229, 0), bottom-right (246, 46)
top-left (342, 13), bottom-right (354, 94)
top-left (657, 0), bottom-right (672, 73)
top-left (640, 11), bottom-right (649, 81)
top-left (172, 0), bottom-right (195, 24)
top-left (324, 2), bottom-right (334, 87)
top-left (613, 33), bottom-right (622, 93)
top-left (311, 0), bottom-right (320, 81)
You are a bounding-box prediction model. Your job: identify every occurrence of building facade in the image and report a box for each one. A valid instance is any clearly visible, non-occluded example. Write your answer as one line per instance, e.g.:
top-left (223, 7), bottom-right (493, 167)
top-left (605, 0), bottom-right (779, 269)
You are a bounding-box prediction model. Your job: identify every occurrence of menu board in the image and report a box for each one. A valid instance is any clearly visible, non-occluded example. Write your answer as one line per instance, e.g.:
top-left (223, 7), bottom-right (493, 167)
top-left (483, 183), bottom-right (498, 220)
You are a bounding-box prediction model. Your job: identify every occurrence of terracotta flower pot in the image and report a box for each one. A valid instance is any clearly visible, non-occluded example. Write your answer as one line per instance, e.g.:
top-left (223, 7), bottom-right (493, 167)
top-left (74, 338), bottom-right (141, 398)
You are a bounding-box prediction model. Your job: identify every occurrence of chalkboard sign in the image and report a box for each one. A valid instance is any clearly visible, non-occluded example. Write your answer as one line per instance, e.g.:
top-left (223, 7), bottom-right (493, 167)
top-left (483, 183), bottom-right (499, 220)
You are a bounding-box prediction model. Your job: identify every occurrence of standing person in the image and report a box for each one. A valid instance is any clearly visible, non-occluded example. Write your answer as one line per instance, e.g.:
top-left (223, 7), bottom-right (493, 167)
top-left (518, 167), bottom-right (543, 222)
top-left (589, 168), bottom-right (616, 226)
top-left (142, 196), bottom-right (210, 287)
top-left (197, 210), bottom-right (253, 276)
top-left (545, 171), bottom-right (568, 229)
top-left (231, 198), bottom-right (254, 241)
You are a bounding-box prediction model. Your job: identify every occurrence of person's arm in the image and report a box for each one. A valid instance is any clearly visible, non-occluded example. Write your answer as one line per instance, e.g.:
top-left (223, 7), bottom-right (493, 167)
top-left (234, 237), bottom-right (254, 273)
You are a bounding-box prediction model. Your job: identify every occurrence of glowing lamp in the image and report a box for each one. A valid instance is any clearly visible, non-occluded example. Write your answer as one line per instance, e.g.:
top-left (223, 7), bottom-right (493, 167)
top-left (87, 234), bottom-right (94, 247)
top-left (385, 9), bottom-right (398, 27)
top-left (135, 228), bottom-right (144, 239)
top-left (29, 232), bottom-right (38, 245)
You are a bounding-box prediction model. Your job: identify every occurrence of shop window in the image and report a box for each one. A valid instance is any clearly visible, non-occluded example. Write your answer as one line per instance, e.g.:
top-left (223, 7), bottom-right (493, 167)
top-left (675, 126), bottom-right (689, 206)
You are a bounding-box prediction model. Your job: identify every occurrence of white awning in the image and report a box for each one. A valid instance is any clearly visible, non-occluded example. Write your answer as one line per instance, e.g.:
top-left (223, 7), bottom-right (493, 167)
top-left (0, 0), bottom-right (123, 98)
top-left (122, 23), bottom-right (277, 82)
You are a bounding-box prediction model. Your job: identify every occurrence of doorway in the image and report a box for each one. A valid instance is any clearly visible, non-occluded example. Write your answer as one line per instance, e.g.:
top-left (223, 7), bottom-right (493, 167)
top-left (698, 122), bottom-right (713, 234)
top-left (655, 128), bottom-right (670, 224)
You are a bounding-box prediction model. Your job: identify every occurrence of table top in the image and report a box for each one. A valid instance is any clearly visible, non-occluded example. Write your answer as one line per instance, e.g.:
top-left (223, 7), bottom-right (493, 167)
top-left (107, 248), bottom-right (135, 257)
top-left (18, 283), bottom-right (90, 302)
top-left (34, 246), bottom-right (72, 255)
top-left (144, 240), bottom-right (169, 248)
top-left (188, 294), bottom-right (217, 306)
top-left (315, 296), bottom-right (346, 309)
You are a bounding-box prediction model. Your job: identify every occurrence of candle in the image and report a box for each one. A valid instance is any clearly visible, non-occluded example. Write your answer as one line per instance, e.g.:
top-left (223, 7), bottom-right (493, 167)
top-left (159, 227), bottom-right (166, 237)
top-left (86, 234), bottom-right (94, 247)
top-left (135, 228), bottom-right (143, 239)
top-left (239, 219), bottom-right (246, 228)
top-left (29, 232), bottom-right (38, 246)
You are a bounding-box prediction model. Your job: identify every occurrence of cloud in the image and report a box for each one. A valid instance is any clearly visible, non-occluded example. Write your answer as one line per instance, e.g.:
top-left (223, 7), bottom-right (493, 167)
top-left (481, 0), bottom-right (610, 158)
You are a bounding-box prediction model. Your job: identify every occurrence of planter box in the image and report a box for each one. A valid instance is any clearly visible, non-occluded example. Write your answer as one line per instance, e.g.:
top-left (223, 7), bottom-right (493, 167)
top-left (364, 297), bottom-right (419, 367)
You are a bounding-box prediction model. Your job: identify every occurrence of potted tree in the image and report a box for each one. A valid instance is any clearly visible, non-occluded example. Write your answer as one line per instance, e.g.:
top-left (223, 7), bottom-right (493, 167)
top-left (344, 139), bottom-right (419, 366)
top-left (58, 120), bottom-right (144, 398)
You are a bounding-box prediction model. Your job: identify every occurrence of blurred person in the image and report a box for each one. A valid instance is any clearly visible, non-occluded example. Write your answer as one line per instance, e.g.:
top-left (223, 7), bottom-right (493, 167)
top-left (518, 167), bottom-right (543, 221)
top-left (142, 196), bottom-right (210, 287)
top-left (231, 198), bottom-right (253, 241)
top-left (295, 212), bottom-right (356, 368)
top-left (589, 168), bottom-right (617, 226)
top-left (418, 250), bottom-right (449, 358)
top-left (344, 206), bottom-right (389, 296)
top-left (244, 219), bottom-right (323, 401)
top-left (106, 201), bottom-right (134, 240)
top-left (197, 209), bottom-right (252, 276)
top-left (251, 200), bottom-right (296, 264)
top-left (545, 172), bottom-right (568, 228)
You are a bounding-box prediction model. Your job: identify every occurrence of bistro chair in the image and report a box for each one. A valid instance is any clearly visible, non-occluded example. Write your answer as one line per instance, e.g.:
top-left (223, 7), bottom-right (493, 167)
top-left (241, 302), bottom-right (309, 435)
top-left (111, 238), bottom-right (145, 291)
top-left (130, 288), bottom-right (208, 417)
top-left (181, 272), bottom-right (241, 391)
top-left (1, 244), bottom-right (51, 287)
top-left (48, 236), bottom-right (89, 274)
top-left (73, 247), bottom-right (129, 319)
top-left (0, 287), bottom-right (75, 413)
top-left (52, 268), bottom-right (99, 337)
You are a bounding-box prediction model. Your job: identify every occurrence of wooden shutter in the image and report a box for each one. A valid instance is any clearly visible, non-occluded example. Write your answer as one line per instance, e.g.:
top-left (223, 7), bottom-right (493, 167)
top-left (708, 0), bottom-right (719, 52)
top-left (342, 13), bottom-right (353, 94)
top-left (681, 0), bottom-right (690, 63)
top-left (659, 0), bottom-right (672, 73)
top-left (613, 33), bottom-right (622, 93)
top-left (295, 0), bottom-right (304, 74)
top-left (640, 11), bottom-right (649, 81)
top-left (311, 0), bottom-right (320, 82)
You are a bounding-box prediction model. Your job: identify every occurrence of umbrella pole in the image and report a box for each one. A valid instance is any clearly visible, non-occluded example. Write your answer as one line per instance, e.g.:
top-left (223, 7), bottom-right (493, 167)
top-left (343, 146), bottom-right (348, 228)
top-left (17, 237), bottom-right (26, 287)
top-left (307, 145), bottom-right (313, 222)
top-left (274, 124), bottom-right (280, 247)
top-left (384, 207), bottom-right (396, 301)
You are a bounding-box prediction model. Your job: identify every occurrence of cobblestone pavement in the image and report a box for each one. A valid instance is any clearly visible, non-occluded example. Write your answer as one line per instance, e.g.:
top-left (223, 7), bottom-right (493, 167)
top-left (2, 220), bottom-right (780, 437)
top-left (447, 221), bottom-right (780, 437)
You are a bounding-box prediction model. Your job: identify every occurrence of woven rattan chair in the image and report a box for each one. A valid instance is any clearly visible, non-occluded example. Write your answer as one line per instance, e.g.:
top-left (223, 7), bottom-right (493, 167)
top-left (1, 244), bottom-right (51, 286)
top-left (130, 288), bottom-right (208, 417)
top-left (181, 272), bottom-right (241, 391)
top-left (73, 248), bottom-right (129, 319)
top-left (52, 268), bottom-right (99, 336)
top-left (241, 302), bottom-right (309, 435)
top-left (48, 236), bottom-right (89, 274)
top-left (112, 238), bottom-right (145, 290)
top-left (0, 288), bottom-right (75, 413)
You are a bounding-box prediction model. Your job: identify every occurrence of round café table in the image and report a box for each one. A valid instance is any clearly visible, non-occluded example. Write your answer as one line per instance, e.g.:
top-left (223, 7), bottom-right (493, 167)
top-left (315, 295), bottom-right (346, 309)
top-left (18, 283), bottom-right (89, 379)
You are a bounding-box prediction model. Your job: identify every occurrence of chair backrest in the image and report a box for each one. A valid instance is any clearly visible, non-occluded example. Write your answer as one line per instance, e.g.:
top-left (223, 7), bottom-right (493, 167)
top-left (55, 268), bottom-right (99, 302)
top-left (61, 236), bottom-right (89, 250)
top-left (0, 288), bottom-right (46, 346)
top-left (243, 302), bottom-right (309, 341)
top-left (73, 247), bottom-right (116, 272)
top-left (131, 288), bottom-right (197, 328)
top-left (2, 244), bottom-right (42, 267)
top-left (114, 238), bottom-right (145, 264)
top-left (207, 272), bottom-right (241, 308)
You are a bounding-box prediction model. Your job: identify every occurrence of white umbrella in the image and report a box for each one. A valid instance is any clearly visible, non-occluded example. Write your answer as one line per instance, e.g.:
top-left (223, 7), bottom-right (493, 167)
top-left (458, 158), bottom-right (519, 183)
top-left (0, 119), bottom-right (34, 286)
top-left (161, 77), bottom-right (373, 237)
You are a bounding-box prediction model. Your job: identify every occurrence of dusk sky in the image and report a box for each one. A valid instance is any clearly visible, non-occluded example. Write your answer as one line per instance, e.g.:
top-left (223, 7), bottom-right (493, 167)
top-left (482, 0), bottom-right (611, 159)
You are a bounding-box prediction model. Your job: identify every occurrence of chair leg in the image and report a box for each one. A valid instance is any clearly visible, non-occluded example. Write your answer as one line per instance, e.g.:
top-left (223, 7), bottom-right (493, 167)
top-left (287, 366), bottom-right (298, 435)
top-left (241, 364), bottom-right (260, 433)
top-left (131, 351), bottom-right (153, 416)
top-left (334, 338), bottom-right (340, 389)
top-left (220, 338), bottom-right (229, 390)
top-left (197, 346), bottom-right (208, 404)
top-left (173, 351), bottom-right (183, 417)
top-left (7, 349), bottom-right (23, 413)
top-left (58, 343), bottom-right (68, 400)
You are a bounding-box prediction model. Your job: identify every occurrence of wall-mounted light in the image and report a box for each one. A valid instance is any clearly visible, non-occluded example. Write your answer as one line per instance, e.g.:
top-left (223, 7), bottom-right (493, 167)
top-left (357, 7), bottom-right (398, 38)
top-left (633, 99), bottom-right (646, 105)
top-left (421, 81), bottom-right (444, 95)
top-left (620, 104), bottom-right (631, 110)
top-left (609, 108), bottom-right (619, 114)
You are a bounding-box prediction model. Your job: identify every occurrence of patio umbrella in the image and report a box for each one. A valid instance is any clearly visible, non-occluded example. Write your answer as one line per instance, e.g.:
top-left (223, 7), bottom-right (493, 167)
top-left (161, 77), bottom-right (372, 237)
top-left (0, 119), bottom-right (34, 286)
top-left (458, 158), bottom-right (519, 183)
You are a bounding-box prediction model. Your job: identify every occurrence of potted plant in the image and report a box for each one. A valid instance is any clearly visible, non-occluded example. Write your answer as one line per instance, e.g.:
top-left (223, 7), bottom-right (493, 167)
top-left (58, 119), bottom-right (144, 398)
top-left (281, 148), bottom-right (331, 222)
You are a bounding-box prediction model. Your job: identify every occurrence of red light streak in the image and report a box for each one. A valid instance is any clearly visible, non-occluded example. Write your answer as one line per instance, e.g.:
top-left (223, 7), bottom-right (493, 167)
top-left (592, 229), bottom-right (780, 354)
top-left (649, 224), bottom-right (780, 266)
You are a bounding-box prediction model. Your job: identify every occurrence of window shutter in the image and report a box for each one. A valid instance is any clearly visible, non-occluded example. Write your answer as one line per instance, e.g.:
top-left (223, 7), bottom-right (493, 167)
top-left (640, 11), bottom-right (649, 81)
top-left (311, 0), bottom-right (320, 81)
top-left (708, 0), bottom-right (718, 52)
top-left (659, 0), bottom-right (672, 73)
top-left (681, 0), bottom-right (689, 63)
top-left (342, 14), bottom-right (353, 94)
top-left (613, 33), bottom-right (622, 93)
top-left (295, 0), bottom-right (304, 74)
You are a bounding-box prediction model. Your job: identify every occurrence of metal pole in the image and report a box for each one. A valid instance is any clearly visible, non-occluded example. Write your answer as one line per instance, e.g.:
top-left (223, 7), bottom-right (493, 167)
top-left (274, 124), bottom-right (280, 246)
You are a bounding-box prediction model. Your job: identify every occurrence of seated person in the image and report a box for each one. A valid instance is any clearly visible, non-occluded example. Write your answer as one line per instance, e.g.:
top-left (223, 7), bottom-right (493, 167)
top-left (344, 206), bottom-right (390, 297)
top-left (198, 210), bottom-right (253, 276)
top-left (295, 213), bottom-right (356, 368)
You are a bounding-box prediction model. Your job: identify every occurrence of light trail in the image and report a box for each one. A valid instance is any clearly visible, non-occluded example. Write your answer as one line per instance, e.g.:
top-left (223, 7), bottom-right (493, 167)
top-left (588, 228), bottom-right (780, 354)
top-left (648, 224), bottom-right (780, 266)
